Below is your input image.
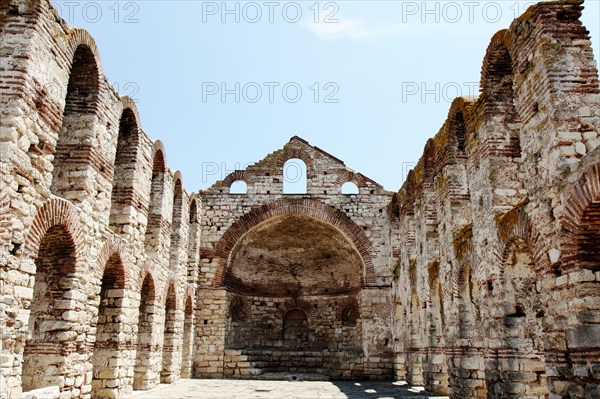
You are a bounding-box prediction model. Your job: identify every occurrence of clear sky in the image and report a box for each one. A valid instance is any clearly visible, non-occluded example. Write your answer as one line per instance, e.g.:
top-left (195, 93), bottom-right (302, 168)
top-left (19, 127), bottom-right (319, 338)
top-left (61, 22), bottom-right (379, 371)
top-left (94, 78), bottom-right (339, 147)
top-left (51, 0), bottom-right (600, 192)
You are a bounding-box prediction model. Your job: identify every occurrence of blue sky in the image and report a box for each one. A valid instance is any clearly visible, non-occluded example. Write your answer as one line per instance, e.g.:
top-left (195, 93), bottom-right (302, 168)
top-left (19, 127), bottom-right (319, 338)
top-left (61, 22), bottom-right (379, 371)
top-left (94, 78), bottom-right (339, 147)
top-left (51, 0), bottom-right (600, 192)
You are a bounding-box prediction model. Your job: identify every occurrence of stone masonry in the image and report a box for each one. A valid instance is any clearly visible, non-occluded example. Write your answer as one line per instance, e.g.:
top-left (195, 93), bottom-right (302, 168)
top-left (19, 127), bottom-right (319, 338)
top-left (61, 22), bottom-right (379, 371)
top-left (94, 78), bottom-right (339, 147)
top-left (0, 0), bottom-right (599, 399)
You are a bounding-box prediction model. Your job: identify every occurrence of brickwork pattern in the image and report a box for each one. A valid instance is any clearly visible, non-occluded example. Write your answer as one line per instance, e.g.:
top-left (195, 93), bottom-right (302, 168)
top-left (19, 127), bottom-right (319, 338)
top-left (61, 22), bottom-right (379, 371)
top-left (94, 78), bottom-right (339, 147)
top-left (0, 1), bottom-right (599, 398)
top-left (390, 2), bottom-right (600, 398)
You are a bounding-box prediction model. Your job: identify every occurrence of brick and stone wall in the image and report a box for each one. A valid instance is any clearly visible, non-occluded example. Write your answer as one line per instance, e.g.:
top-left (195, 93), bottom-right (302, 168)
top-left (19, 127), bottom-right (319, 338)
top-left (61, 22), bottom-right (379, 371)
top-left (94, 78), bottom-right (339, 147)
top-left (0, 1), bottom-right (197, 398)
top-left (1, 0), bottom-right (599, 398)
top-left (195, 137), bottom-right (394, 380)
top-left (390, 1), bottom-right (600, 398)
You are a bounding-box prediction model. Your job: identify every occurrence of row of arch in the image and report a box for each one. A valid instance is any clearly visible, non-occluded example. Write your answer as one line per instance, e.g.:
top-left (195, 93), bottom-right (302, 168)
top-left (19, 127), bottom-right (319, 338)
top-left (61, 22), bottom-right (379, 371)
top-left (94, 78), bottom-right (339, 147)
top-left (44, 26), bottom-right (202, 283)
top-left (7, 18), bottom-right (202, 398)
top-left (391, 4), bottom-right (600, 396)
top-left (19, 198), bottom-right (198, 397)
top-left (24, 24), bottom-right (194, 261)
top-left (397, 187), bottom-right (600, 397)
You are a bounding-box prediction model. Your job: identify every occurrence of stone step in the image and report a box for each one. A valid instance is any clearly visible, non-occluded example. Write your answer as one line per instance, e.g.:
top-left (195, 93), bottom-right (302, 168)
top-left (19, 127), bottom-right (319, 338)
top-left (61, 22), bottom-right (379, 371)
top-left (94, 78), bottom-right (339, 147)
top-left (254, 372), bottom-right (329, 381)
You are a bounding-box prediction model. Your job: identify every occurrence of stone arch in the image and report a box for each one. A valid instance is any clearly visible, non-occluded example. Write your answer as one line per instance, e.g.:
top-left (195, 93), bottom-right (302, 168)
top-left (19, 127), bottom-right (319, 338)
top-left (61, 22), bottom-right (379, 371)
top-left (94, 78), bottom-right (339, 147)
top-left (427, 262), bottom-right (445, 329)
top-left (95, 237), bottom-right (132, 288)
top-left (335, 170), bottom-right (370, 188)
top-left (135, 261), bottom-right (160, 294)
top-left (222, 170), bottom-right (251, 188)
top-left (169, 172), bottom-right (184, 270)
top-left (50, 30), bottom-right (103, 200)
top-left (21, 215), bottom-right (84, 393)
top-left (282, 308), bottom-right (309, 344)
top-left (133, 270), bottom-right (159, 390)
top-left (160, 282), bottom-right (179, 383)
top-left (24, 198), bottom-right (86, 262)
top-left (180, 294), bottom-right (195, 378)
top-left (495, 202), bottom-right (549, 275)
top-left (436, 98), bottom-right (472, 172)
top-left (91, 251), bottom-right (128, 398)
top-left (189, 195), bottom-right (199, 225)
top-left (213, 199), bottom-right (376, 287)
top-left (275, 298), bottom-right (315, 320)
top-left (276, 147), bottom-right (313, 169)
top-left (425, 261), bottom-right (449, 395)
top-left (66, 29), bottom-right (104, 83)
top-left (336, 297), bottom-right (359, 326)
top-left (109, 98), bottom-right (143, 233)
top-left (422, 139), bottom-right (437, 184)
top-left (151, 141), bottom-right (167, 174)
top-left (341, 181), bottom-right (359, 195)
top-left (493, 236), bottom-right (547, 397)
top-left (561, 162), bottom-right (600, 271)
top-left (120, 96), bottom-right (141, 127)
top-left (480, 30), bottom-right (517, 118)
top-left (450, 227), bottom-right (482, 340)
top-left (187, 196), bottom-right (201, 284)
top-left (145, 143), bottom-right (167, 256)
top-left (407, 287), bottom-right (424, 385)
top-left (398, 171), bottom-right (417, 216)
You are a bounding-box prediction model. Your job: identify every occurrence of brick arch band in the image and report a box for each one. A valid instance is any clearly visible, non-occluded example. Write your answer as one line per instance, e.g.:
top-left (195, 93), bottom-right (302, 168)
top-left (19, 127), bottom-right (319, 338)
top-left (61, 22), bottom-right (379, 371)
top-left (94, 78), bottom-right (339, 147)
top-left (24, 197), bottom-right (86, 264)
top-left (561, 162), bottom-right (600, 271)
top-left (213, 199), bottom-right (376, 287)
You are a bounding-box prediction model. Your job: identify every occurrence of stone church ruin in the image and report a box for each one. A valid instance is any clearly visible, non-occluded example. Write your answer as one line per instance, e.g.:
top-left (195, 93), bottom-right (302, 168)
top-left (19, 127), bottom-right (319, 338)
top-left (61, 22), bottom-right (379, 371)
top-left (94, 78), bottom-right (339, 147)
top-left (1, 0), bottom-right (599, 398)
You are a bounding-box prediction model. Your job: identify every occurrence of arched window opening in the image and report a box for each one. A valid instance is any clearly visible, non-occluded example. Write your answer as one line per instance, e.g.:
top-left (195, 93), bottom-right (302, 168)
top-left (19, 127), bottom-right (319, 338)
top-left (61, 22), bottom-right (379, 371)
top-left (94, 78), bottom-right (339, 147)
top-left (342, 182), bottom-right (359, 195)
top-left (483, 42), bottom-right (517, 120)
top-left (283, 158), bottom-right (307, 194)
top-left (144, 150), bottom-right (166, 255)
top-left (109, 108), bottom-right (140, 232)
top-left (282, 309), bottom-right (309, 345)
top-left (51, 45), bottom-right (100, 200)
top-left (133, 275), bottom-right (157, 390)
top-left (230, 180), bottom-right (248, 194)
top-left (161, 285), bottom-right (178, 383)
top-left (92, 255), bottom-right (126, 393)
top-left (181, 296), bottom-right (194, 379)
top-left (481, 35), bottom-right (521, 158)
top-left (22, 226), bottom-right (78, 392)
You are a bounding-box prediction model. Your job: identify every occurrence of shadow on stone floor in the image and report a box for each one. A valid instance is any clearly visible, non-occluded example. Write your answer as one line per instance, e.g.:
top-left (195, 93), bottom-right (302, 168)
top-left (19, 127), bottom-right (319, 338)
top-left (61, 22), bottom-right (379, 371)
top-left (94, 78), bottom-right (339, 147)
top-left (126, 379), bottom-right (450, 399)
top-left (331, 380), bottom-right (449, 399)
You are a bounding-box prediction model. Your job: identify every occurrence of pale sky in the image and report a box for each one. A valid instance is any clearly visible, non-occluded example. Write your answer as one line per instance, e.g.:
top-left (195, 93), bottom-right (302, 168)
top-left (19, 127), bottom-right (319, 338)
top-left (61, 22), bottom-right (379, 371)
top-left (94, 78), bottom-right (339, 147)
top-left (51, 0), bottom-right (600, 192)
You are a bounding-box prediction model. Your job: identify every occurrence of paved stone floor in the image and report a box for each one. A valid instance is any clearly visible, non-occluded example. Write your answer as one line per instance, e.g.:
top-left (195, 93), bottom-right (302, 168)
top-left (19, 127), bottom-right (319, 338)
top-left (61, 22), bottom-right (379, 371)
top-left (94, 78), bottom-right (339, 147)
top-left (127, 379), bottom-right (449, 398)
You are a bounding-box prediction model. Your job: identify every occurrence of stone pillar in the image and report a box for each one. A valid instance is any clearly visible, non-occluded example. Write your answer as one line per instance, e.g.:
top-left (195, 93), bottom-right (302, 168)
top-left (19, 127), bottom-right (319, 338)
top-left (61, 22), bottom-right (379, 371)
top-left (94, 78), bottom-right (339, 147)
top-left (193, 288), bottom-right (227, 378)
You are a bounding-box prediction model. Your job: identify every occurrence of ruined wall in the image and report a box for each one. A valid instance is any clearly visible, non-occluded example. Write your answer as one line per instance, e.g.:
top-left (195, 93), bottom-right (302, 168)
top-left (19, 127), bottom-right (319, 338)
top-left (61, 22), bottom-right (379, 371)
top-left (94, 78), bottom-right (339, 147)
top-left (225, 295), bottom-right (361, 351)
top-left (1, 0), bottom-right (599, 398)
top-left (196, 137), bottom-right (394, 380)
top-left (0, 1), bottom-right (199, 398)
top-left (390, 1), bottom-right (600, 398)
